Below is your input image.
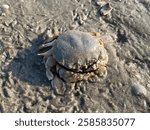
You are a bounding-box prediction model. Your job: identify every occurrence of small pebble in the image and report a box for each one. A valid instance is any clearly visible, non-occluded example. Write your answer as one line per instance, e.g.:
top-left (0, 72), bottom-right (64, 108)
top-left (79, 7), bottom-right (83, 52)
top-left (131, 84), bottom-right (147, 97)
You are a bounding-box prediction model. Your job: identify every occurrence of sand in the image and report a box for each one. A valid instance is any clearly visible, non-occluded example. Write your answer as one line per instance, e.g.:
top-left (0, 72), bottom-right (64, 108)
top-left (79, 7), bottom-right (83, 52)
top-left (0, 0), bottom-right (150, 112)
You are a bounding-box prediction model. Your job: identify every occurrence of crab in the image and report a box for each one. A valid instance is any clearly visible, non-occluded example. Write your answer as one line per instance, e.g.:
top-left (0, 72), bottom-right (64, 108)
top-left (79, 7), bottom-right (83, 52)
top-left (38, 30), bottom-right (108, 94)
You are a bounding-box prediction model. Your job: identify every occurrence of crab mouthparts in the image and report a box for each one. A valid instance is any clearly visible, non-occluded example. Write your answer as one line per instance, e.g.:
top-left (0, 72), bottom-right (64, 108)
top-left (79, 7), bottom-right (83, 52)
top-left (56, 60), bottom-right (101, 74)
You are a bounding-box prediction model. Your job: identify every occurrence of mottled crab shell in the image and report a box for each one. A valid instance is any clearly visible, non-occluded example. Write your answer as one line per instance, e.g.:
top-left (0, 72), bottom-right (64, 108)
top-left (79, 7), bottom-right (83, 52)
top-left (51, 30), bottom-right (105, 72)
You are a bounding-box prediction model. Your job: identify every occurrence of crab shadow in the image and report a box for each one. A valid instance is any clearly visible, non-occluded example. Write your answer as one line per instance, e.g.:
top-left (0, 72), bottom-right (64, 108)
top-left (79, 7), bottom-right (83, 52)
top-left (7, 34), bottom-right (50, 87)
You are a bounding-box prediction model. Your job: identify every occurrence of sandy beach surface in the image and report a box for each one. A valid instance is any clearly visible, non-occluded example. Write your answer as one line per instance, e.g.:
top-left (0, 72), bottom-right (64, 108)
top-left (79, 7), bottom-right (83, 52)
top-left (0, 0), bottom-right (150, 112)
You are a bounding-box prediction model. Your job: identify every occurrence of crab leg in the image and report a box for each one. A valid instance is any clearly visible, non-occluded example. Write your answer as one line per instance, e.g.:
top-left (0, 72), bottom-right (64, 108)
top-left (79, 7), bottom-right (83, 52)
top-left (46, 69), bottom-right (54, 80)
top-left (45, 56), bottom-right (56, 81)
top-left (45, 56), bottom-right (56, 69)
top-left (39, 39), bottom-right (56, 50)
top-left (37, 49), bottom-right (53, 56)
